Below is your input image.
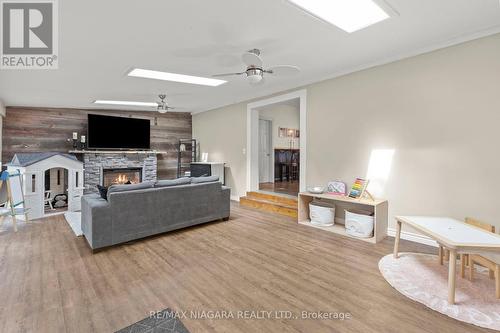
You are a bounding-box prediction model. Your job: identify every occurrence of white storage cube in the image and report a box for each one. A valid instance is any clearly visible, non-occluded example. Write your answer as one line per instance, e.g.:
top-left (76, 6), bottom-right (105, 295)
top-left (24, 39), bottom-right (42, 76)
top-left (345, 210), bottom-right (374, 238)
top-left (309, 201), bottom-right (335, 226)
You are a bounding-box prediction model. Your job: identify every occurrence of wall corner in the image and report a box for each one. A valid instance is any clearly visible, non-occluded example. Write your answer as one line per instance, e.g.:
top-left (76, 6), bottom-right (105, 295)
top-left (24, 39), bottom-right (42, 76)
top-left (0, 99), bottom-right (5, 117)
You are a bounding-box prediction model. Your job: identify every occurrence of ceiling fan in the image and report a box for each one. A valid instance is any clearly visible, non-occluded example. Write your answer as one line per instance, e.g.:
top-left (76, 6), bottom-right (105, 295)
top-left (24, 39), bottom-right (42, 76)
top-left (156, 94), bottom-right (180, 113)
top-left (213, 49), bottom-right (300, 84)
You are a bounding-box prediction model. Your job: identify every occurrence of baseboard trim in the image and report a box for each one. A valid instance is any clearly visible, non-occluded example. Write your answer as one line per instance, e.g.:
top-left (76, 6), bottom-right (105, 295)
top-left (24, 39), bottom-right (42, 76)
top-left (387, 227), bottom-right (438, 248)
top-left (230, 195), bottom-right (240, 202)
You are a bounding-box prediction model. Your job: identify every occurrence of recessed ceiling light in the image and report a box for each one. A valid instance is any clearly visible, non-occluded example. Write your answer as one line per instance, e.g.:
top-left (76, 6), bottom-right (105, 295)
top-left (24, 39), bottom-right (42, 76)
top-left (93, 100), bottom-right (157, 107)
top-left (287, 0), bottom-right (390, 33)
top-left (128, 68), bottom-right (227, 87)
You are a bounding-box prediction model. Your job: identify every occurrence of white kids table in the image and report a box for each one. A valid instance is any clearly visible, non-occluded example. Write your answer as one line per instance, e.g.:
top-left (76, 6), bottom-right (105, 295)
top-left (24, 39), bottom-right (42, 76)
top-left (393, 216), bottom-right (500, 304)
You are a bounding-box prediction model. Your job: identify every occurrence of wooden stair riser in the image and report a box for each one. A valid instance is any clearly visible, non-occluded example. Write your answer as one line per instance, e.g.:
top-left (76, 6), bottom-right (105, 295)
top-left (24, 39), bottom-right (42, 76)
top-left (240, 197), bottom-right (298, 218)
top-left (246, 191), bottom-right (297, 206)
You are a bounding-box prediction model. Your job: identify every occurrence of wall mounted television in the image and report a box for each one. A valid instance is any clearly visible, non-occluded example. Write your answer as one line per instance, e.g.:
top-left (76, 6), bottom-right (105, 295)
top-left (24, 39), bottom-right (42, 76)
top-left (87, 114), bottom-right (150, 150)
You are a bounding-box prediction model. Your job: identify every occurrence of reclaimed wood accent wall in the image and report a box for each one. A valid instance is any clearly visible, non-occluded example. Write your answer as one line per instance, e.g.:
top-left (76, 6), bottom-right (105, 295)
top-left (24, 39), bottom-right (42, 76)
top-left (2, 107), bottom-right (192, 179)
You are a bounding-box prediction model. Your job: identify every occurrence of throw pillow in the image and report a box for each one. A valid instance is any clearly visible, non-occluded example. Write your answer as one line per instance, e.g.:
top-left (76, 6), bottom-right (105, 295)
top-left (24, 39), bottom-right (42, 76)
top-left (96, 185), bottom-right (108, 200)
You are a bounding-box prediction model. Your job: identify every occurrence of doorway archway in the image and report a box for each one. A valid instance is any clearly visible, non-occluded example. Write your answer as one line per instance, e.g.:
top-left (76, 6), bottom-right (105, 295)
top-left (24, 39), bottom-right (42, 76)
top-left (246, 89), bottom-right (307, 194)
top-left (43, 167), bottom-right (69, 215)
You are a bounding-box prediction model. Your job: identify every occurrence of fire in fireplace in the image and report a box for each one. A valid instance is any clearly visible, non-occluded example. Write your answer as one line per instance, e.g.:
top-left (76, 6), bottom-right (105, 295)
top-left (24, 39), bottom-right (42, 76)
top-left (102, 168), bottom-right (142, 187)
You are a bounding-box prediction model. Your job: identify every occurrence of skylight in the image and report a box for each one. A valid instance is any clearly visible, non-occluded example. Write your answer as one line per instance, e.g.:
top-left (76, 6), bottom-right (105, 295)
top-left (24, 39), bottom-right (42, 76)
top-left (127, 68), bottom-right (227, 87)
top-left (288, 0), bottom-right (390, 33)
top-left (93, 100), bottom-right (157, 107)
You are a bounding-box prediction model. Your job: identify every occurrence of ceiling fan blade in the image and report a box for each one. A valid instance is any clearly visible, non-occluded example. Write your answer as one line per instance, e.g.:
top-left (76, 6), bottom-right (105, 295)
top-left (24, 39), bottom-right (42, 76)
top-left (242, 52), bottom-right (263, 67)
top-left (266, 65), bottom-right (300, 76)
top-left (212, 72), bottom-right (245, 77)
top-left (158, 106), bottom-right (182, 113)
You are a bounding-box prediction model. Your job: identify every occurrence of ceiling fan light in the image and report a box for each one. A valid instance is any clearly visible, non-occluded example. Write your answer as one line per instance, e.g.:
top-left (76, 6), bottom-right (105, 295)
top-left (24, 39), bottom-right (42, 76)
top-left (247, 74), bottom-right (263, 84)
top-left (246, 68), bottom-right (263, 84)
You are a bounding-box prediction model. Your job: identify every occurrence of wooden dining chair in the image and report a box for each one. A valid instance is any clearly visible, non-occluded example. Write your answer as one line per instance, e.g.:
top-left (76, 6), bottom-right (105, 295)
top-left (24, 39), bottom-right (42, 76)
top-left (440, 217), bottom-right (495, 273)
top-left (460, 217), bottom-right (499, 298)
top-left (438, 246), bottom-right (450, 265)
top-left (469, 252), bottom-right (500, 298)
top-left (460, 217), bottom-right (495, 277)
top-left (438, 231), bottom-right (454, 265)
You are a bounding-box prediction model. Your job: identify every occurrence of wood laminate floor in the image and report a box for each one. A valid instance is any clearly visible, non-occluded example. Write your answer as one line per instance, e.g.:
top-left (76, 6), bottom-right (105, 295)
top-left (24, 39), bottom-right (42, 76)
top-left (259, 181), bottom-right (299, 196)
top-left (0, 203), bottom-right (492, 333)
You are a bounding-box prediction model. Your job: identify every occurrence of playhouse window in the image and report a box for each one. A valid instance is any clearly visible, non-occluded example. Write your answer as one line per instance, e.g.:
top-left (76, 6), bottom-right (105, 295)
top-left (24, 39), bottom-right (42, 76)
top-left (31, 174), bottom-right (36, 193)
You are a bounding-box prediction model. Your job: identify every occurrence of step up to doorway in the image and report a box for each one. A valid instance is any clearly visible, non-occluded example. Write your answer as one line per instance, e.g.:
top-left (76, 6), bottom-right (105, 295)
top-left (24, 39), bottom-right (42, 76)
top-left (239, 191), bottom-right (298, 218)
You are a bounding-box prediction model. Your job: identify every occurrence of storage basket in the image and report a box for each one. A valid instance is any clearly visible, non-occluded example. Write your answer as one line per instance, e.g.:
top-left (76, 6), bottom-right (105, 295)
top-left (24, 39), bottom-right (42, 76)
top-left (345, 210), bottom-right (374, 238)
top-left (309, 201), bottom-right (335, 226)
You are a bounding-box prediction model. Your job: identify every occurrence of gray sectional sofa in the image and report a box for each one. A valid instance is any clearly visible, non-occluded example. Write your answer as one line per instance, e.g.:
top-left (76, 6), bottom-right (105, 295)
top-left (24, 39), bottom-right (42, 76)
top-left (81, 177), bottom-right (230, 250)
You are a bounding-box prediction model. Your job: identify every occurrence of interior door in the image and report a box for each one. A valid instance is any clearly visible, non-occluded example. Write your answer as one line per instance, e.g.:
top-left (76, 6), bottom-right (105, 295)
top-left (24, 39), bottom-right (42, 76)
top-left (259, 119), bottom-right (272, 183)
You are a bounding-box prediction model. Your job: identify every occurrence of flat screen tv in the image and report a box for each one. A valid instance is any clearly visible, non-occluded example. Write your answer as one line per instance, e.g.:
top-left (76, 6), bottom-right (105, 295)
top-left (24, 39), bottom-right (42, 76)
top-left (87, 114), bottom-right (150, 150)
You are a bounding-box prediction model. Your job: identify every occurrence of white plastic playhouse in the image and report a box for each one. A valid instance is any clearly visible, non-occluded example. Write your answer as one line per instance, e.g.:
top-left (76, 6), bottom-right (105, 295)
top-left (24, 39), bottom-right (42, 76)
top-left (6, 152), bottom-right (84, 220)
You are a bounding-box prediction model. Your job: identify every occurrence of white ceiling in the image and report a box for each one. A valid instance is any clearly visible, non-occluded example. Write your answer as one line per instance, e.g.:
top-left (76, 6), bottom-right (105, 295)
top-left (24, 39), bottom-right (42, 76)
top-left (1, 0), bottom-right (500, 114)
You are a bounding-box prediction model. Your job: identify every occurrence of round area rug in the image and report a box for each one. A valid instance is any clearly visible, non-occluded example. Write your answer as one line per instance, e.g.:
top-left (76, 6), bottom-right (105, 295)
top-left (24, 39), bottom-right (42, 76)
top-left (379, 252), bottom-right (500, 331)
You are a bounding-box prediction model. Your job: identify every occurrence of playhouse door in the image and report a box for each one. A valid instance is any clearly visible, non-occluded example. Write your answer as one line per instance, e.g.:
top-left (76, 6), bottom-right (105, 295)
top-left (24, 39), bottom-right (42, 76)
top-left (68, 169), bottom-right (83, 212)
top-left (23, 171), bottom-right (44, 220)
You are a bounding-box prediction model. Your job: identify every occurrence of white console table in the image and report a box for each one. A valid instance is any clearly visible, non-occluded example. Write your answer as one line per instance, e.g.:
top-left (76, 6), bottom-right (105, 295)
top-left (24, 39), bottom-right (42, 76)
top-left (190, 162), bottom-right (225, 185)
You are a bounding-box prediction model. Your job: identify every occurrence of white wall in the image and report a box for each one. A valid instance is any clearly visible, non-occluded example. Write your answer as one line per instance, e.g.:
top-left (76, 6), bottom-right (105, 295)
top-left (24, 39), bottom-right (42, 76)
top-left (193, 33), bottom-right (500, 232)
top-left (192, 103), bottom-right (247, 201)
top-left (259, 102), bottom-right (300, 149)
top-left (306, 33), bottom-right (500, 231)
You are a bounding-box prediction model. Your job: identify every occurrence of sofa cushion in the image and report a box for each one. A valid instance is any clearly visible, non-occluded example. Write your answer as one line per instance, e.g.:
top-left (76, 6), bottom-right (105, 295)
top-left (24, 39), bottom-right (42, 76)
top-left (107, 181), bottom-right (155, 198)
top-left (192, 175), bottom-right (219, 184)
top-left (155, 177), bottom-right (191, 188)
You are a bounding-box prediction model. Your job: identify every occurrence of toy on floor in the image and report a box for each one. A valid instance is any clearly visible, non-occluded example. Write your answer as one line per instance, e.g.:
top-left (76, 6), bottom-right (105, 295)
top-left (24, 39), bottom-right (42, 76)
top-left (0, 171), bottom-right (30, 232)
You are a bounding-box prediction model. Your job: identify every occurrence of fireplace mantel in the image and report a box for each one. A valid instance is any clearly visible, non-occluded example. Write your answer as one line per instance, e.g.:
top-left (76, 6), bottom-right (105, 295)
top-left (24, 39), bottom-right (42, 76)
top-left (79, 151), bottom-right (157, 193)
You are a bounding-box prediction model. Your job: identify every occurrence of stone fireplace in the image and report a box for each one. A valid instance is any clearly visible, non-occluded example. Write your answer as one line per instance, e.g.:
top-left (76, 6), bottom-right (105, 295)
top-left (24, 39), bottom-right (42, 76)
top-left (102, 167), bottom-right (142, 187)
top-left (82, 153), bottom-right (157, 193)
